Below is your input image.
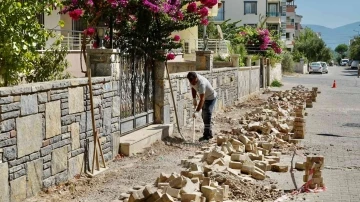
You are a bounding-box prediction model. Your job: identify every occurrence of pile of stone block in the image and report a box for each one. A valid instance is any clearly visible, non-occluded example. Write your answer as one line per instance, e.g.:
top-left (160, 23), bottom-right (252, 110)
top-left (123, 170), bottom-right (230, 202)
top-left (303, 155), bottom-right (325, 189)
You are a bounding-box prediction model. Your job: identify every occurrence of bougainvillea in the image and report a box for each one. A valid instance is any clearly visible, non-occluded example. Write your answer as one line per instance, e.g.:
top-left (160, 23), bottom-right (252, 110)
top-left (238, 26), bottom-right (282, 55)
top-left (60, 0), bottom-right (217, 60)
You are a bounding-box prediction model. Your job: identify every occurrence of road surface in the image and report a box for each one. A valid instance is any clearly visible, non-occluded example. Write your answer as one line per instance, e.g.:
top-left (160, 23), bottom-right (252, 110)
top-left (270, 65), bottom-right (360, 202)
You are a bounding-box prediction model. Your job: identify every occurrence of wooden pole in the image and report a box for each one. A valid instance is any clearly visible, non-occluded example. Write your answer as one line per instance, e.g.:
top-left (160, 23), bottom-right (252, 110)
top-left (165, 61), bottom-right (185, 140)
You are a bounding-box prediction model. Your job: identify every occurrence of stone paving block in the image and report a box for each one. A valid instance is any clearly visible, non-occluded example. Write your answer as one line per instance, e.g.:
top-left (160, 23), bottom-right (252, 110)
top-left (51, 146), bottom-right (68, 175)
top-left (16, 114), bottom-right (43, 158)
top-left (26, 159), bottom-right (43, 197)
top-left (10, 176), bottom-right (26, 202)
top-left (68, 87), bottom-right (84, 114)
top-left (46, 101), bottom-right (61, 139)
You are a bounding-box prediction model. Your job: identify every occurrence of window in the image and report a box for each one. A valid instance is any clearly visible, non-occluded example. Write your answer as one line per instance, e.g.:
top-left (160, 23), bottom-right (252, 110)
top-left (244, 1), bottom-right (257, 15)
top-left (286, 32), bottom-right (290, 39)
top-left (268, 3), bottom-right (278, 16)
top-left (213, 1), bottom-right (225, 21)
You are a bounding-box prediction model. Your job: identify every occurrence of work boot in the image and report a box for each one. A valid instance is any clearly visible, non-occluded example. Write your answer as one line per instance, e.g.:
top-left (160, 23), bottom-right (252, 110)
top-left (198, 136), bottom-right (209, 142)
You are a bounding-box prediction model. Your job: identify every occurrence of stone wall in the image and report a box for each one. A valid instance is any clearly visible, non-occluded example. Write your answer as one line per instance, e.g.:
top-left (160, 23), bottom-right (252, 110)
top-left (294, 62), bottom-right (308, 74)
top-left (0, 77), bottom-right (119, 202)
top-left (163, 67), bottom-right (261, 129)
top-left (270, 63), bottom-right (282, 83)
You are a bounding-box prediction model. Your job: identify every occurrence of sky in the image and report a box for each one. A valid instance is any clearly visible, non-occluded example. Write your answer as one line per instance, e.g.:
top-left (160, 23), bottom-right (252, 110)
top-left (296, 0), bottom-right (360, 28)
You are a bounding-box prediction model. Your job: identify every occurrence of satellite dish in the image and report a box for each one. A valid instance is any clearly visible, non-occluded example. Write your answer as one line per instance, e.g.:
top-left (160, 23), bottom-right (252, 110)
top-left (216, 25), bottom-right (224, 40)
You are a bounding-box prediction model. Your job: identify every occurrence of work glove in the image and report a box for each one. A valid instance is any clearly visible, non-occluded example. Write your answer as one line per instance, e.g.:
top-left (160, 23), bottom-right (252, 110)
top-left (193, 111), bottom-right (200, 118)
top-left (192, 98), bottom-right (197, 109)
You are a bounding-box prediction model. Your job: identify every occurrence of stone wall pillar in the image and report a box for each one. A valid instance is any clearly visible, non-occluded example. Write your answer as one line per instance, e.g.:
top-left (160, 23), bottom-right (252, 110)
top-left (86, 49), bottom-right (121, 79)
top-left (231, 54), bottom-right (240, 67)
top-left (246, 55), bottom-right (252, 67)
top-left (196, 50), bottom-right (213, 71)
top-left (153, 59), bottom-right (169, 124)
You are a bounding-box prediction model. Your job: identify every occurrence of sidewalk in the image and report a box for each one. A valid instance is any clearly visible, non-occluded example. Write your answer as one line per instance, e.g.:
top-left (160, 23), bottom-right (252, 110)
top-left (270, 80), bottom-right (360, 202)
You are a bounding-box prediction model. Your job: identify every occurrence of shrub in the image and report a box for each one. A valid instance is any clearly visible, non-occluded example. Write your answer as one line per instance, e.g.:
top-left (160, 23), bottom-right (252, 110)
top-left (270, 79), bottom-right (283, 87)
top-left (281, 52), bottom-right (295, 73)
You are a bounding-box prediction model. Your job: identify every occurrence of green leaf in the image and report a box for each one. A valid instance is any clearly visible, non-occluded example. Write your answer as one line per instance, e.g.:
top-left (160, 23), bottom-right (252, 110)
top-left (58, 20), bottom-right (65, 28)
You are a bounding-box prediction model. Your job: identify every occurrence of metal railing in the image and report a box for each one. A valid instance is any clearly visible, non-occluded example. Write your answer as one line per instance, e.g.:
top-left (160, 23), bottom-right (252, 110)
top-left (266, 12), bottom-right (281, 17)
top-left (38, 29), bottom-right (94, 51)
top-left (197, 39), bottom-right (230, 54)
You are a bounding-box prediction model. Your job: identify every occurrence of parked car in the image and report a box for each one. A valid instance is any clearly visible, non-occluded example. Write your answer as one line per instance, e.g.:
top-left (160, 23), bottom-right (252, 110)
top-left (348, 59), bottom-right (353, 66)
top-left (340, 59), bottom-right (349, 66)
top-left (309, 62), bottom-right (323, 74)
top-left (351, 60), bottom-right (359, 69)
top-left (320, 62), bottom-right (329, 73)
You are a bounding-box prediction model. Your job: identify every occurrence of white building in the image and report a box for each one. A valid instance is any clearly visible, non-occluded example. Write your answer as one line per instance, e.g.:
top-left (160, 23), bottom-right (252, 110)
top-left (213, 0), bottom-right (287, 42)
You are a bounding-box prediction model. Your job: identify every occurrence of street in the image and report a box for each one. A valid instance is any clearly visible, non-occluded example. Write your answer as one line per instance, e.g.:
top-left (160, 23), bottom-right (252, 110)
top-left (271, 65), bottom-right (360, 202)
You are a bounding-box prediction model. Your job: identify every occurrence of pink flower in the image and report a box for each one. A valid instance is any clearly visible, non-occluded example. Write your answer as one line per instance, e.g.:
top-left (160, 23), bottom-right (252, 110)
top-left (173, 35), bottom-right (180, 41)
top-left (87, 0), bottom-right (94, 6)
top-left (83, 27), bottom-right (95, 36)
top-left (93, 42), bottom-right (99, 49)
top-left (201, 18), bottom-right (209, 26)
top-left (104, 35), bottom-right (110, 41)
top-left (187, 2), bottom-right (197, 13)
top-left (200, 0), bottom-right (208, 4)
top-left (69, 9), bottom-right (83, 21)
top-left (166, 53), bottom-right (176, 60)
top-left (177, 11), bottom-right (184, 20)
top-left (72, 0), bottom-right (78, 5)
top-left (198, 7), bottom-right (208, 17)
top-left (205, 0), bottom-right (217, 8)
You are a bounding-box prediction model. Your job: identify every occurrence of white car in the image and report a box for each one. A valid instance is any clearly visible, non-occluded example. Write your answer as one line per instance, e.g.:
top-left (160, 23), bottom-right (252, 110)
top-left (340, 59), bottom-right (349, 66)
top-left (320, 62), bottom-right (329, 74)
top-left (309, 62), bottom-right (323, 74)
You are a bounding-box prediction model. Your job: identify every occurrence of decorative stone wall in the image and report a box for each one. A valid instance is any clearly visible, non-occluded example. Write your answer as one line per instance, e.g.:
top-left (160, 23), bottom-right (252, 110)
top-left (162, 67), bottom-right (261, 129)
top-left (0, 77), bottom-right (119, 202)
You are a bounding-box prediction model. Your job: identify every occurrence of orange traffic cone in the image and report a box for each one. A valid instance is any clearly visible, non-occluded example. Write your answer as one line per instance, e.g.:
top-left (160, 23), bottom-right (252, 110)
top-left (332, 80), bottom-right (336, 88)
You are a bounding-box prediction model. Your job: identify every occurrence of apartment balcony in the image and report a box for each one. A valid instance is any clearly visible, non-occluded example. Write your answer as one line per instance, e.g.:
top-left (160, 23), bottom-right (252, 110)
top-left (268, 0), bottom-right (281, 2)
top-left (266, 12), bottom-right (281, 24)
top-left (286, 22), bottom-right (295, 29)
top-left (286, 5), bottom-right (297, 12)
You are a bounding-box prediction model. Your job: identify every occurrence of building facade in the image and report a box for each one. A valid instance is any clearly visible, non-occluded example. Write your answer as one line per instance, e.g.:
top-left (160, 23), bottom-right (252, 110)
top-left (212, 0), bottom-right (303, 51)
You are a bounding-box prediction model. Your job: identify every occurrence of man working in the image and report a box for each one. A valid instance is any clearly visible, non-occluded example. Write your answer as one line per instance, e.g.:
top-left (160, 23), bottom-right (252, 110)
top-left (187, 72), bottom-right (217, 141)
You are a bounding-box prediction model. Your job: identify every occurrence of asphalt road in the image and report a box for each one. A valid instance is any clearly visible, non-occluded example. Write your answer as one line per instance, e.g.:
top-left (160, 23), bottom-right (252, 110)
top-left (269, 65), bottom-right (360, 202)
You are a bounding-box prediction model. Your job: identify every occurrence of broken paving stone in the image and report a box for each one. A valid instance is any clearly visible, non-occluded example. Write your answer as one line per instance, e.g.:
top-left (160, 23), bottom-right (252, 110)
top-left (271, 163), bottom-right (289, 172)
top-left (201, 177), bottom-right (211, 187)
top-left (210, 148), bottom-right (225, 159)
top-left (147, 191), bottom-right (162, 202)
top-left (295, 162), bottom-right (306, 170)
top-left (169, 176), bottom-right (186, 189)
top-left (229, 161), bottom-right (242, 170)
top-left (158, 193), bottom-right (175, 202)
top-left (119, 193), bottom-right (130, 200)
top-left (181, 178), bottom-right (199, 194)
top-left (261, 142), bottom-right (274, 150)
top-left (251, 168), bottom-right (266, 180)
top-left (201, 186), bottom-right (217, 202)
top-left (181, 192), bottom-right (201, 202)
top-left (160, 173), bottom-right (170, 182)
top-left (239, 135), bottom-right (250, 145)
top-left (212, 158), bottom-right (225, 166)
top-left (217, 136), bottom-right (227, 146)
top-left (143, 186), bottom-right (155, 198)
top-left (164, 186), bottom-right (181, 198)
top-left (128, 190), bottom-right (145, 202)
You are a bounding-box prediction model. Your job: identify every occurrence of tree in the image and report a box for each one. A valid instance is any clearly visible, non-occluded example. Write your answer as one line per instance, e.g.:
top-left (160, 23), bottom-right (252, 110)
top-left (335, 44), bottom-right (348, 58)
top-left (61, 0), bottom-right (218, 61)
top-left (0, 0), bottom-right (63, 86)
top-left (349, 36), bottom-right (360, 60)
top-left (293, 27), bottom-right (332, 62)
